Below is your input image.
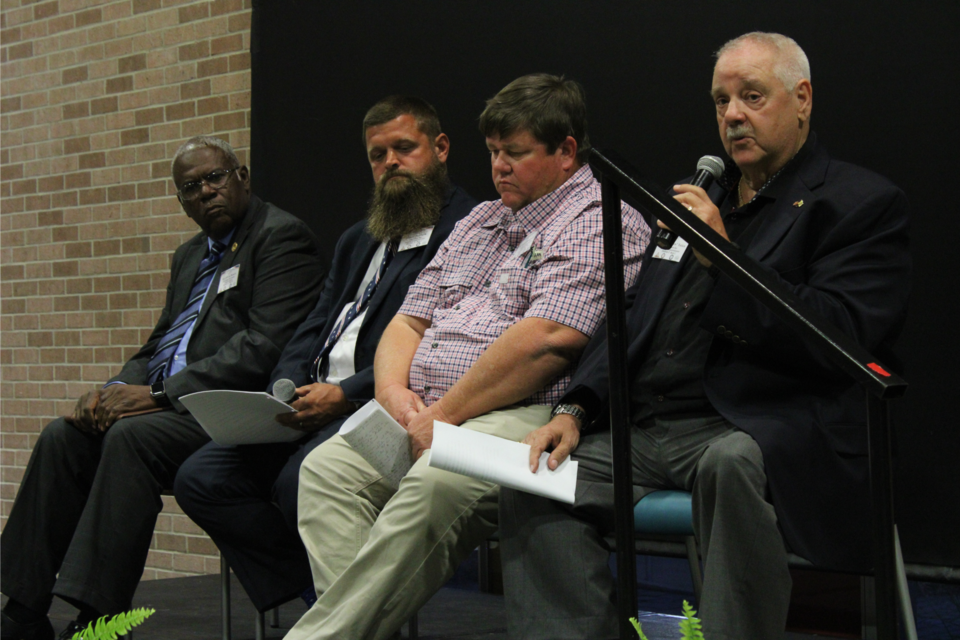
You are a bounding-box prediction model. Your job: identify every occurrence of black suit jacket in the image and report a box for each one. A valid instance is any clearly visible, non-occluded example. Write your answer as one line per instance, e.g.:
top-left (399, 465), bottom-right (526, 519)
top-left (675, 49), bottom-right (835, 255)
top-left (270, 184), bottom-right (478, 403)
top-left (564, 135), bottom-right (911, 571)
top-left (110, 196), bottom-right (326, 412)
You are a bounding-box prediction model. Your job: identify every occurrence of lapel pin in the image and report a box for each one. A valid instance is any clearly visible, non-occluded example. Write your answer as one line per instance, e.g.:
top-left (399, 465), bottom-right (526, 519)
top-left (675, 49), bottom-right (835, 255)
top-left (793, 200), bottom-right (804, 208)
top-left (231, 242), bottom-right (238, 252)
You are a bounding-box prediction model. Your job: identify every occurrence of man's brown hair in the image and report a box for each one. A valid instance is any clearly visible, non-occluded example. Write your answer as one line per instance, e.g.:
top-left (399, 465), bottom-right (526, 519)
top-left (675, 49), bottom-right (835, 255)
top-left (479, 73), bottom-right (591, 164)
top-left (362, 95), bottom-right (442, 144)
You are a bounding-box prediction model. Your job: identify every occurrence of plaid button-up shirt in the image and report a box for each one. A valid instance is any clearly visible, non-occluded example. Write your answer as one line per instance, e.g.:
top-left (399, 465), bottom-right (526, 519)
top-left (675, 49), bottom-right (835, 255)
top-left (399, 165), bottom-right (651, 406)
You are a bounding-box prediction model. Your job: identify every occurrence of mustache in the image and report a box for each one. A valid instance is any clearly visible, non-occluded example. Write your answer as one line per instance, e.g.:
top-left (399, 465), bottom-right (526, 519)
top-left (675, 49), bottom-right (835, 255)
top-left (378, 168), bottom-right (417, 186)
top-left (726, 124), bottom-right (754, 140)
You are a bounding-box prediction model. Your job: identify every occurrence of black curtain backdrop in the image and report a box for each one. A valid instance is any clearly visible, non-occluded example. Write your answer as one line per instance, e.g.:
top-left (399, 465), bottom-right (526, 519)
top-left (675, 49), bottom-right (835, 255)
top-left (250, 1), bottom-right (960, 568)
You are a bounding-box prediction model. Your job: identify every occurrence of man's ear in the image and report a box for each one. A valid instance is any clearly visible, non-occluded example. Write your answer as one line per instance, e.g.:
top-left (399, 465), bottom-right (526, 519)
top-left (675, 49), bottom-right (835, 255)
top-left (558, 136), bottom-right (578, 171)
top-left (795, 79), bottom-right (813, 125)
top-left (236, 165), bottom-right (251, 191)
top-left (434, 133), bottom-right (451, 163)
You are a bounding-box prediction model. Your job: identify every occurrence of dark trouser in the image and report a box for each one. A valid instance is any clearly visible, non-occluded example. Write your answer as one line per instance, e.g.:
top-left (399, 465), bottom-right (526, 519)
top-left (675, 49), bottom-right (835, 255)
top-left (499, 415), bottom-right (792, 640)
top-left (0, 411), bottom-right (210, 616)
top-left (173, 418), bottom-right (341, 612)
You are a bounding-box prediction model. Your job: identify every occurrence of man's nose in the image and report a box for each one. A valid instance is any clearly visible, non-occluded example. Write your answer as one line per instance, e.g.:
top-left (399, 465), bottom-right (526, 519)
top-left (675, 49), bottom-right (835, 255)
top-left (199, 180), bottom-right (218, 199)
top-left (491, 152), bottom-right (510, 174)
top-left (725, 98), bottom-right (746, 123)
top-left (385, 149), bottom-right (401, 170)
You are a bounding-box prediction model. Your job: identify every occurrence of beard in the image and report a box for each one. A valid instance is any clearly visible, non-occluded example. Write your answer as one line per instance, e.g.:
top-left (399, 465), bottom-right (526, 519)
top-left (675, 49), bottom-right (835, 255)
top-left (366, 158), bottom-right (448, 243)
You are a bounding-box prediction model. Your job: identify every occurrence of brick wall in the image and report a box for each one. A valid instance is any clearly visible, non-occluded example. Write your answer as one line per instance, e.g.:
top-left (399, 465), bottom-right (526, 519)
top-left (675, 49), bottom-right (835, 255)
top-left (1, 0), bottom-right (253, 580)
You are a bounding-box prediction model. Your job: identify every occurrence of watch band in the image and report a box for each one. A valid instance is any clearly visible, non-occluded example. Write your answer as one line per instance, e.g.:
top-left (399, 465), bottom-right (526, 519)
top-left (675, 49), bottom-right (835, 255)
top-left (150, 380), bottom-right (172, 407)
top-left (551, 403), bottom-right (587, 428)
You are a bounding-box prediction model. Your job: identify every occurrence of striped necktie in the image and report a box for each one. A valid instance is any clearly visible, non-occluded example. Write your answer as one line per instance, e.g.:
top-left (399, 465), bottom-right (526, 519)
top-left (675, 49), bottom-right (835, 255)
top-left (312, 242), bottom-right (395, 381)
top-left (147, 241), bottom-right (227, 383)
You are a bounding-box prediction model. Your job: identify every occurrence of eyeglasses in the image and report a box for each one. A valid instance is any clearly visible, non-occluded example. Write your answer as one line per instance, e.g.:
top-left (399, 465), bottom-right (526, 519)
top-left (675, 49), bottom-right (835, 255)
top-left (177, 167), bottom-right (240, 202)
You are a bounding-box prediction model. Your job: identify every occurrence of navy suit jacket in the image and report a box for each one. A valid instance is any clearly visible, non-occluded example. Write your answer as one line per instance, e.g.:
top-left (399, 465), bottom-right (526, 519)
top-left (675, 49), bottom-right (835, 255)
top-left (564, 135), bottom-right (911, 571)
top-left (110, 196), bottom-right (326, 412)
top-left (270, 184), bottom-right (478, 404)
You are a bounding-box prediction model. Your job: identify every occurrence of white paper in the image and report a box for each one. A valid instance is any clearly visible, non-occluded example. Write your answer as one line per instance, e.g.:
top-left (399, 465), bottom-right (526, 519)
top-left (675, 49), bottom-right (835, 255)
top-left (180, 390), bottom-right (300, 445)
top-left (338, 400), bottom-right (413, 490)
top-left (428, 421), bottom-right (578, 504)
top-left (652, 236), bottom-right (688, 262)
top-left (398, 226), bottom-right (434, 252)
top-left (218, 264), bottom-right (240, 293)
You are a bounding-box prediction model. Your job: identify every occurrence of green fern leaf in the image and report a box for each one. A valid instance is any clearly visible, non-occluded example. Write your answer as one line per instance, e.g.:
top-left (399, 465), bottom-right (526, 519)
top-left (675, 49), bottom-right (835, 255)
top-left (678, 600), bottom-right (705, 640)
top-left (628, 616), bottom-right (651, 640)
top-left (70, 608), bottom-right (155, 640)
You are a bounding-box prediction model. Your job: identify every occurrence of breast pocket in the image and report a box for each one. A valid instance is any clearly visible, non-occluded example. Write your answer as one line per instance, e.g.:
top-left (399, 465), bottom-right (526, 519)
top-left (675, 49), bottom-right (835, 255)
top-left (493, 258), bottom-right (537, 318)
top-left (438, 273), bottom-right (472, 309)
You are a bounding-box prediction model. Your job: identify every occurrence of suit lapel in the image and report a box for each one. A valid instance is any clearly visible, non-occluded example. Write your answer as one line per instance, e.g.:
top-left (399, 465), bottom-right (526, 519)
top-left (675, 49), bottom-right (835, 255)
top-left (367, 246), bottom-right (416, 316)
top-left (171, 240), bottom-right (207, 317)
top-left (629, 244), bottom-right (690, 351)
top-left (195, 196), bottom-right (262, 329)
top-left (744, 140), bottom-right (828, 263)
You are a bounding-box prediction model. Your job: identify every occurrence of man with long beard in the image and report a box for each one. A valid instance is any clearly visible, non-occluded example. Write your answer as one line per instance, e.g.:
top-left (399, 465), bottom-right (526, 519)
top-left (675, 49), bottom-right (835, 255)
top-left (173, 96), bottom-right (477, 617)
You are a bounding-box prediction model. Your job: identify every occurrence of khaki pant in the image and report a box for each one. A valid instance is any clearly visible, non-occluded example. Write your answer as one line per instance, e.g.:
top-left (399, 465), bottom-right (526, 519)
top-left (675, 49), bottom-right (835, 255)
top-left (286, 404), bottom-right (552, 640)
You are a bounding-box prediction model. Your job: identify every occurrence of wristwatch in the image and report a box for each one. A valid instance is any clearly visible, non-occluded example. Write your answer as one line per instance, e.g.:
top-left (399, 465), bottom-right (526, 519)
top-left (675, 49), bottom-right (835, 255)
top-left (551, 403), bottom-right (587, 428)
top-left (150, 380), bottom-right (172, 407)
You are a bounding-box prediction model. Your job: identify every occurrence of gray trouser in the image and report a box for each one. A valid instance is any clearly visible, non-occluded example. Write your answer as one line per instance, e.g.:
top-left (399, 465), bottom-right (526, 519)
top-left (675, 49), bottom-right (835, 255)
top-left (499, 415), bottom-right (792, 640)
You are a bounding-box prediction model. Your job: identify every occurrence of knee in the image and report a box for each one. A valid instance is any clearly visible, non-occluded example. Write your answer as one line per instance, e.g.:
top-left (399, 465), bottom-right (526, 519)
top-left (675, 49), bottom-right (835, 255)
top-left (697, 431), bottom-right (765, 494)
top-left (36, 416), bottom-right (83, 451)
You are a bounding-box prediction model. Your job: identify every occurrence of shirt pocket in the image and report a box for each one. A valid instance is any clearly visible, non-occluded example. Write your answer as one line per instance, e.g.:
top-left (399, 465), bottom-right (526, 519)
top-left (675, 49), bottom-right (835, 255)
top-left (438, 271), bottom-right (472, 309)
top-left (492, 255), bottom-right (537, 319)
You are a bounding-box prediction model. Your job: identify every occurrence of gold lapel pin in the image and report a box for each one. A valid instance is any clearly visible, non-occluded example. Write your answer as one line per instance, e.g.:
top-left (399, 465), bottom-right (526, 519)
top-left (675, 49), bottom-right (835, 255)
top-left (793, 200), bottom-right (804, 208)
top-left (231, 242), bottom-right (238, 252)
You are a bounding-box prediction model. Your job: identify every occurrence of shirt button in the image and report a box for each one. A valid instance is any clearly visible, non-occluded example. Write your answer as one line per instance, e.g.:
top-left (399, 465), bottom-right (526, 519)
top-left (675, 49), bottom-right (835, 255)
top-left (683, 302), bottom-right (690, 309)
top-left (424, 386), bottom-right (431, 394)
top-left (454, 305), bottom-right (460, 310)
top-left (657, 395), bottom-right (665, 402)
top-left (174, 355), bottom-right (179, 360)
top-left (484, 280), bottom-right (491, 287)
top-left (431, 342), bottom-right (438, 349)
top-left (666, 349), bottom-right (675, 356)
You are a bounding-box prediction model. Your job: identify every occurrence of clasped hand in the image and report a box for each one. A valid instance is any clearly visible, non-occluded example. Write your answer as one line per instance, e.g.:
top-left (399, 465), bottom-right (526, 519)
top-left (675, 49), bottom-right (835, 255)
top-left (376, 384), bottom-right (454, 461)
top-left (65, 384), bottom-right (158, 434)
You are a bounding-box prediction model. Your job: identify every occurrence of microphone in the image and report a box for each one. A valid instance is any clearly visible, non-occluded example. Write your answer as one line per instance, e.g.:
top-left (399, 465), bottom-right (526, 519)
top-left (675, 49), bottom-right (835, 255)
top-left (272, 378), bottom-right (297, 403)
top-left (656, 155), bottom-right (726, 250)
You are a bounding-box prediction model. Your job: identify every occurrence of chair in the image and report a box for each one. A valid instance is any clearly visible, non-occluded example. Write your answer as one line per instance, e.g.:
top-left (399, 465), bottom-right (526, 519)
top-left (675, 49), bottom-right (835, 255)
top-left (218, 556), bottom-right (280, 640)
top-left (632, 489), bottom-right (918, 640)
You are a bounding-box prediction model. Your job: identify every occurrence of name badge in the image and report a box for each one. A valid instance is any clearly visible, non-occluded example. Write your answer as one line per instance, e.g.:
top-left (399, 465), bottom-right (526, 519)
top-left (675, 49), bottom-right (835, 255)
top-left (652, 237), bottom-right (688, 263)
top-left (218, 264), bottom-right (240, 293)
top-left (398, 226), bottom-right (434, 252)
top-left (511, 230), bottom-right (538, 259)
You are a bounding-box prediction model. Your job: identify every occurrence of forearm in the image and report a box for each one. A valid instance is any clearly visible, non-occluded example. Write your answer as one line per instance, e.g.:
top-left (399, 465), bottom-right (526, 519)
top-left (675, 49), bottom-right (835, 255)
top-left (374, 314), bottom-right (430, 395)
top-left (436, 317), bottom-right (589, 425)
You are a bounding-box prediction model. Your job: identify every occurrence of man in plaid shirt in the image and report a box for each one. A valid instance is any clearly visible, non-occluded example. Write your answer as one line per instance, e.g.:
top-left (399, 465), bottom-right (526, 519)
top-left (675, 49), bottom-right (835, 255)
top-left (285, 74), bottom-right (650, 640)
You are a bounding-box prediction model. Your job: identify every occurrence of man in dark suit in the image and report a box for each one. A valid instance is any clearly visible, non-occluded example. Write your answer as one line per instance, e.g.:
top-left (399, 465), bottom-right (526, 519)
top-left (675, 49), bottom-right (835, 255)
top-left (0, 136), bottom-right (324, 640)
top-left (499, 33), bottom-right (911, 640)
top-left (173, 96), bottom-right (477, 614)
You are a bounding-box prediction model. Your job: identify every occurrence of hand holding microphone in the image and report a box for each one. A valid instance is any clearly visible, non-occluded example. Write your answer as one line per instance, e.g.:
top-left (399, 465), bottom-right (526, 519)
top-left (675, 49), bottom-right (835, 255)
top-left (656, 155), bottom-right (725, 249)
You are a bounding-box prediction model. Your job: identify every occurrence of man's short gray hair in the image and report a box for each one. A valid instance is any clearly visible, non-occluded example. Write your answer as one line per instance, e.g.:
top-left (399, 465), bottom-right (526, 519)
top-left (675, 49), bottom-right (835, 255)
top-left (171, 136), bottom-right (240, 175)
top-left (716, 32), bottom-right (811, 91)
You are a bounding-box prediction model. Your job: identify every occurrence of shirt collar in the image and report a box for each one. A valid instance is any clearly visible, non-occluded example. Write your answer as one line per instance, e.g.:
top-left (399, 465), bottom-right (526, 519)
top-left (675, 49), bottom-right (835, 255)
top-left (719, 133), bottom-right (815, 205)
top-left (482, 164), bottom-right (595, 230)
top-left (209, 227), bottom-right (235, 251)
